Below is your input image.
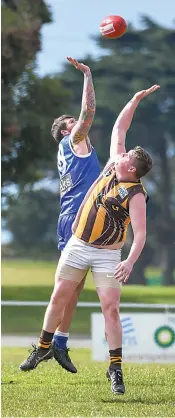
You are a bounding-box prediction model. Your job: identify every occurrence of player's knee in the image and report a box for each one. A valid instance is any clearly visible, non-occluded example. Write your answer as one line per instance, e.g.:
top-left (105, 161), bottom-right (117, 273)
top-left (102, 297), bottom-right (119, 320)
top-left (50, 291), bottom-right (60, 306)
top-left (50, 284), bottom-right (66, 306)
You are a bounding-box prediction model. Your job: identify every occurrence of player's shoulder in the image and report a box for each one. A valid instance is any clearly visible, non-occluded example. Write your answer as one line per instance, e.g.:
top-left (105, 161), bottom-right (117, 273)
top-left (60, 134), bottom-right (70, 146)
top-left (128, 180), bottom-right (149, 203)
top-left (69, 134), bottom-right (93, 156)
top-left (140, 181), bottom-right (149, 202)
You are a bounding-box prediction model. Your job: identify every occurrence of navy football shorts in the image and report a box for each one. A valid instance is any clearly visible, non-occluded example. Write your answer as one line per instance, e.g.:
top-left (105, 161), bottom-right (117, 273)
top-left (57, 213), bottom-right (76, 251)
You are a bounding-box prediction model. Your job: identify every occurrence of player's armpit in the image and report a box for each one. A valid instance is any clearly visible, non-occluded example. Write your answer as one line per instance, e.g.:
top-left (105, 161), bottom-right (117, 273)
top-left (71, 117), bottom-right (94, 145)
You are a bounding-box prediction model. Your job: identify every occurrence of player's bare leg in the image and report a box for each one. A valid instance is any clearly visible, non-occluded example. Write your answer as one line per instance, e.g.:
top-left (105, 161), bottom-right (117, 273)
top-left (19, 279), bottom-right (79, 372)
top-left (96, 287), bottom-right (125, 395)
top-left (56, 278), bottom-right (85, 333)
top-left (53, 278), bottom-right (86, 373)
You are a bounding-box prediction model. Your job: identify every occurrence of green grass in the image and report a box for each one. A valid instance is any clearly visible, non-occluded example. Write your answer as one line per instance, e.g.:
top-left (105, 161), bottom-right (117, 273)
top-left (1, 305), bottom-right (102, 335)
top-left (2, 348), bottom-right (175, 417)
top-left (2, 260), bottom-right (175, 302)
top-left (2, 260), bottom-right (175, 335)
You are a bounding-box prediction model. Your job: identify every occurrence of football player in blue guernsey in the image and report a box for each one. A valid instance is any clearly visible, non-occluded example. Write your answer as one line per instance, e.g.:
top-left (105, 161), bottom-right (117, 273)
top-left (19, 57), bottom-right (100, 373)
top-left (51, 58), bottom-right (100, 372)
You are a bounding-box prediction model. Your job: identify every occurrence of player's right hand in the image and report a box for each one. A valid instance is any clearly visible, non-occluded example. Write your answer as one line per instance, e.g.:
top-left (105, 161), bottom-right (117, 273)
top-left (134, 84), bottom-right (160, 101)
top-left (114, 259), bottom-right (133, 283)
top-left (67, 57), bottom-right (91, 74)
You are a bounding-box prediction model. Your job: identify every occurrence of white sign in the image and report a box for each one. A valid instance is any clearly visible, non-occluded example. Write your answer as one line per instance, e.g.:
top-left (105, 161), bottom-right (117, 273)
top-left (91, 313), bottom-right (175, 363)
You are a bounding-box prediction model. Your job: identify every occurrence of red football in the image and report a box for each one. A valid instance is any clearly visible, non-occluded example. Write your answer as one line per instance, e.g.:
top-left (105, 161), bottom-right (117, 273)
top-left (100, 15), bottom-right (127, 39)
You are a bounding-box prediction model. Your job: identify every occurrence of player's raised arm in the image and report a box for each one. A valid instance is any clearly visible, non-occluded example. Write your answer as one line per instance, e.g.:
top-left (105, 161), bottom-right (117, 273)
top-left (67, 57), bottom-right (95, 148)
top-left (110, 85), bottom-right (160, 158)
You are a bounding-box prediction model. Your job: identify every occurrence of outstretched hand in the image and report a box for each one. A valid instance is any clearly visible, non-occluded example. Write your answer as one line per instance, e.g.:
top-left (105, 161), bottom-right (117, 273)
top-left (67, 57), bottom-right (91, 74)
top-left (134, 84), bottom-right (160, 101)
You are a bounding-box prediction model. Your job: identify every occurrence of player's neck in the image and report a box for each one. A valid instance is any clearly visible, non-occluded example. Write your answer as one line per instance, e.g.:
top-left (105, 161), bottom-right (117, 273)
top-left (116, 172), bottom-right (138, 183)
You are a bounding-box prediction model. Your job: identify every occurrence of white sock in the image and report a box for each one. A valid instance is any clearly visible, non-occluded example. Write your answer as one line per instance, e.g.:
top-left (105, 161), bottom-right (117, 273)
top-left (54, 331), bottom-right (69, 338)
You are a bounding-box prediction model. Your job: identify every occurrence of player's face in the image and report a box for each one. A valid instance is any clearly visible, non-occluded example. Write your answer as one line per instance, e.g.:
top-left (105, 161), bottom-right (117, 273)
top-left (66, 117), bottom-right (77, 132)
top-left (115, 150), bottom-right (136, 175)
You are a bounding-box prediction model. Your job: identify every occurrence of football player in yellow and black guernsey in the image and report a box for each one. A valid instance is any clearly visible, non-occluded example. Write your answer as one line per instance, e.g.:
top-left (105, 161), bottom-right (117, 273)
top-left (73, 157), bottom-right (148, 246)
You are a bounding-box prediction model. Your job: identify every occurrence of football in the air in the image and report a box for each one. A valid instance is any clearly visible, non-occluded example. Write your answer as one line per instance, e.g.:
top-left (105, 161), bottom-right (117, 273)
top-left (100, 15), bottom-right (127, 39)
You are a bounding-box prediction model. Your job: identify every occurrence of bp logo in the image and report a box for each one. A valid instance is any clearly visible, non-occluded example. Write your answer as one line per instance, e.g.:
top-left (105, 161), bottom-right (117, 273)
top-left (154, 325), bottom-right (175, 348)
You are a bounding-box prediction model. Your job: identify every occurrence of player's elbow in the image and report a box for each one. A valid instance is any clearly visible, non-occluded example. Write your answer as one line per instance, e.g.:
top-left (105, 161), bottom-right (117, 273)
top-left (111, 126), bottom-right (127, 145)
top-left (83, 108), bottom-right (95, 125)
top-left (85, 100), bottom-right (96, 115)
top-left (112, 125), bottom-right (125, 135)
top-left (113, 119), bottom-right (128, 134)
top-left (88, 107), bottom-right (96, 118)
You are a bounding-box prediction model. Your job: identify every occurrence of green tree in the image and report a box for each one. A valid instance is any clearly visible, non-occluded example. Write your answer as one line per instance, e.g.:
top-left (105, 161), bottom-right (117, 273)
top-left (1, 0), bottom-right (51, 154)
top-left (5, 189), bottom-right (59, 258)
top-left (2, 71), bottom-right (71, 188)
top-left (1, 0), bottom-right (71, 189)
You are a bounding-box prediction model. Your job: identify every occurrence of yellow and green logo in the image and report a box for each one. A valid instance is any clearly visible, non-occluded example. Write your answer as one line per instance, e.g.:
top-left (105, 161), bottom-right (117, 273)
top-left (154, 326), bottom-right (175, 348)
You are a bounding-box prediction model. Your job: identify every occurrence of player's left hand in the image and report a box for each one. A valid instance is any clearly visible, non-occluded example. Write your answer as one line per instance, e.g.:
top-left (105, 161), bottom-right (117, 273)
top-left (134, 84), bottom-right (160, 102)
top-left (67, 57), bottom-right (91, 74)
top-left (114, 259), bottom-right (133, 283)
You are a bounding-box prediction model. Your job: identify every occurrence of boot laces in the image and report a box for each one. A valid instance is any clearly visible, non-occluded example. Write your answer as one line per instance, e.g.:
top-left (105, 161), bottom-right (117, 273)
top-left (27, 344), bottom-right (38, 360)
top-left (111, 369), bottom-right (123, 385)
top-left (65, 348), bottom-right (71, 362)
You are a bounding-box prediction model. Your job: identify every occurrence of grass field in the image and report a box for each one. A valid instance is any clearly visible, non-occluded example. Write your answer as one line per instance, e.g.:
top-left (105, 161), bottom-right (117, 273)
top-left (2, 260), bottom-right (175, 335)
top-left (2, 348), bottom-right (175, 417)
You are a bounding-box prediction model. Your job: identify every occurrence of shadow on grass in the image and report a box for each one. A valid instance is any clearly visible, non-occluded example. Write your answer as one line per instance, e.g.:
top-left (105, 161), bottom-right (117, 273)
top-left (1, 381), bottom-right (16, 385)
top-left (101, 398), bottom-right (172, 404)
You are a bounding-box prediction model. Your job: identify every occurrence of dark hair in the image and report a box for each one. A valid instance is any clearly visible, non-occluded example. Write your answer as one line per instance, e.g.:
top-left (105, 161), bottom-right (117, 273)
top-left (133, 146), bottom-right (152, 178)
top-left (51, 115), bottom-right (73, 143)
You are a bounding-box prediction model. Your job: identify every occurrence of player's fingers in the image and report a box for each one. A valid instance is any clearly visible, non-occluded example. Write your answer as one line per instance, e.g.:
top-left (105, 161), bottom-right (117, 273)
top-left (114, 266), bottom-right (122, 275)
top-left (72, 59), bottom-right (79, 65)
top-left (147, 85), bottom-right (160, 94)
top-left (115, 263), bottom-right (123, 273)
top-left (115, 268), bottom-right (126, 279)
top-left (67, 57), bottom-right (76, 66)
top-left (145, 87), bottom-right (155, 95)
top-left (118, 277), bottom-right (124, 283)
top-left (153, 84), bottom-right (160, 91)
top-left (123, 275), bottom-right (129, 283)
top-left (118, 273), bottom-right (127, 282)
top-left (115, 274), bottom-right (123, 282)
top-left (150, 85), bottom-right (159, 92)
top-left (67, 57), bottom-right (79, 68)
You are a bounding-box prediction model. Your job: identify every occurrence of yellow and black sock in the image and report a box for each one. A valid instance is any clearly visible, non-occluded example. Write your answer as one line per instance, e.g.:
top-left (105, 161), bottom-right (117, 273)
top-left (109, 347), bottom-right (122, 370)
top-left (38, 330), bottom-right (54, 350)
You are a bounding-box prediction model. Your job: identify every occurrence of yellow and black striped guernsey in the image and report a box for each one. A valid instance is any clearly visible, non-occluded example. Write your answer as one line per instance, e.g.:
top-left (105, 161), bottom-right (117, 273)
top-left (73, 162), bottom-right (148, 246)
